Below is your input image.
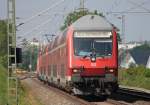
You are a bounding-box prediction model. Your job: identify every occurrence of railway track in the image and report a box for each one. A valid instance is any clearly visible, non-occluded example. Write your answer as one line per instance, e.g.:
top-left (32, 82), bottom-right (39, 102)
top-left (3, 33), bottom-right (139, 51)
top-left (108, 87), bottom-right (150, 105)
top-left (90, 87), bottom-right (150, 105)
top-left (118, 86), bottom-right (150, 100)
top-left (33, 78), bottom-right (133, 105)
top-left (20, 75), bottom-right (150, 105)
top-left (33, 78), bottom-right (94, 105)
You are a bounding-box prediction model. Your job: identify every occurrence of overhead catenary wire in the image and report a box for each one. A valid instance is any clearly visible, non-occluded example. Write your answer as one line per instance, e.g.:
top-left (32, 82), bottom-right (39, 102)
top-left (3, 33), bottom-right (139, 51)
top-left (106, 0), bottom-right (150, 15)
top-left (109, 0), bottom-right (122, 13)
top-left (124, 0), bottom-right (150, 13)
top-left (22, 11), bottom-right (68, 36)
top-left (107, 11), bottom-right (150, 14)
top-left (126, 0), bottom-right (150, 13)
top-left (21, 17), bottom-right (54, 37)
top-left (16, 0), bottom-right (68, 27)
top-left (57, 0), bottom-right (74, 31)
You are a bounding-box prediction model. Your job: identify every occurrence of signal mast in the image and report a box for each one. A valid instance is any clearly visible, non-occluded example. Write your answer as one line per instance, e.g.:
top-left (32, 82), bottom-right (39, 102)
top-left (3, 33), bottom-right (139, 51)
top-left (7, 0), bottom-right (18, 104)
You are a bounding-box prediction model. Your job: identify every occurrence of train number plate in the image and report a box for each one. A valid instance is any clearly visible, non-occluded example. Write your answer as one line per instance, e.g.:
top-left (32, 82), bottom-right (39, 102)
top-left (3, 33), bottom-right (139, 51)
top-left (91, 63), bottom-right (96, 67)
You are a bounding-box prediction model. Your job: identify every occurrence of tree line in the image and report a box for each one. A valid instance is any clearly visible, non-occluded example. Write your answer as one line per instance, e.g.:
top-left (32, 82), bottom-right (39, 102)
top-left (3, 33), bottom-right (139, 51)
top-left (0, 20), bottom-right (7, 67)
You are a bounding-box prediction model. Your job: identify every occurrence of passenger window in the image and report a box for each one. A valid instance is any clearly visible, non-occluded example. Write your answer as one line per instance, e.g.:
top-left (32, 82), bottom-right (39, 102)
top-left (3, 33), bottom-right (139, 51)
top-left (53, 65), bottom-right (57, 77)
top-left (61, 64), bottom-right (65, 78)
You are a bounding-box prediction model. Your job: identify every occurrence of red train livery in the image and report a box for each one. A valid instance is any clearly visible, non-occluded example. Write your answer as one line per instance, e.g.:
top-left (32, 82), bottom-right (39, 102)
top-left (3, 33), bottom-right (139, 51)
top-left (37, 15), bottom-right (118, 96)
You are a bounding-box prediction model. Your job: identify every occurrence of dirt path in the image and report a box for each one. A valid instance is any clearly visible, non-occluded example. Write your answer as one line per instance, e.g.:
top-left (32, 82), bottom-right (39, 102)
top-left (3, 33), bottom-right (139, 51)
top-left (21, 78), bottom-right (85, 105)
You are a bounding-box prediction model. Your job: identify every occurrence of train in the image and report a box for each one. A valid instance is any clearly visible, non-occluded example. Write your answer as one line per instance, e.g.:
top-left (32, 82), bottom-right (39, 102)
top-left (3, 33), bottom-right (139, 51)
top-left (36, 14), bottom-right (118, 96)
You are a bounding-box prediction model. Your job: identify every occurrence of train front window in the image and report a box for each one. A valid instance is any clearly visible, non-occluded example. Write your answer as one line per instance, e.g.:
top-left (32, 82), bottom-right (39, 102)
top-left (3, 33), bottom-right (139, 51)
top-left (74, 38), bottom-right (92, 56)
top-left (93, 39), bottom-right (112, 57)
top-left (73, 31), bottom-right (112, 57)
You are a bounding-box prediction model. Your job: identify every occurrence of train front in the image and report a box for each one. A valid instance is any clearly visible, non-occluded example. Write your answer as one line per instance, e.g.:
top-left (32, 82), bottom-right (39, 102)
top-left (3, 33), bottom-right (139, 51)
top-left (67, 15), bottom-right (118, 96)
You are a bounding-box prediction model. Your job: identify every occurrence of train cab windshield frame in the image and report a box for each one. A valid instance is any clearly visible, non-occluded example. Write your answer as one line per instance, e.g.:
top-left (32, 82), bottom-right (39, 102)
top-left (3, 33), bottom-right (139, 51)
top-left (73, 31), bottom-right (113, 58)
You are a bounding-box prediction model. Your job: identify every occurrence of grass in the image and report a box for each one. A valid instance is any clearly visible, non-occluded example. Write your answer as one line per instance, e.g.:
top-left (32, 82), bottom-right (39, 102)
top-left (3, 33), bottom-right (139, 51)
top-left (0, 64), bottom-right (42, 105)
top-left (16, 72), bottom-right (43, 105)
top-left (18, 81), bottom-right (43, 105)
top-left (118, 66), bottom-right (150, 90)
top-left (0, 64), bottom-right (7, 105)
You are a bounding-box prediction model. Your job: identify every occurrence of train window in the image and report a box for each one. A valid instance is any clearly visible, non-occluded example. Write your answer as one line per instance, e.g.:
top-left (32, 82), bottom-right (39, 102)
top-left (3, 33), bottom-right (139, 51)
top-left (61, 64), bottom-right (65, 78)
top-left (40, 67), bottom-right (42, 75)
top-left (53, 65), bottom-right (57, 77)
top-left (50, 65), bottom-right (52, 76)
top-left (73, 31), bottom-right (112, 57)
top-left (41, 68), bottom-right (43, 75)
top-left (94, 39), bottom-right (112, 57)
top-left (44, 67), bottom-right (45, 75)
top-left (48, 65), bottom-right (50, 76)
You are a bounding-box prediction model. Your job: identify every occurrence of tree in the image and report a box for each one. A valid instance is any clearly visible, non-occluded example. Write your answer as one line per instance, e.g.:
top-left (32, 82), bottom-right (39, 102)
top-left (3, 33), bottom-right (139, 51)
top-left (0, 20), bottom-right (7, 56)
top-left (19, 44), bottom-right (38, 71)
top-left (60, 10), bottom-right (104, 30)
top-left (60, 10), bottom-right (121, 42)
top-left (0, 20), bottom-right (7, 67)
top-left (117, 33), bottom-right (122, 42)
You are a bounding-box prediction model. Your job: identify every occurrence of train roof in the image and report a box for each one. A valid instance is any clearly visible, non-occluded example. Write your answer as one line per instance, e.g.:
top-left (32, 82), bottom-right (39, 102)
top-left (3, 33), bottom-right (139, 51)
top-left (71, 15), bottom-right (113, 31)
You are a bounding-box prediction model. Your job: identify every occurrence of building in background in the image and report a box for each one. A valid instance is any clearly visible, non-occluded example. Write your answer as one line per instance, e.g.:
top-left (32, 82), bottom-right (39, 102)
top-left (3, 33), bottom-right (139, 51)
top-left (118, 42), bottom-right (142, 50)
top-left (119, 49), bottom-right (136, 69)
top-left (146, 56), bottom-right (150, 69)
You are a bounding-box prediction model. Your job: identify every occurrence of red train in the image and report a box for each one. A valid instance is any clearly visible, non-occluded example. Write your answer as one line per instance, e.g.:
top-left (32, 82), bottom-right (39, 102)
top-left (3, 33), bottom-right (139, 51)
top-left (37, 15), bottom-right (118, 96)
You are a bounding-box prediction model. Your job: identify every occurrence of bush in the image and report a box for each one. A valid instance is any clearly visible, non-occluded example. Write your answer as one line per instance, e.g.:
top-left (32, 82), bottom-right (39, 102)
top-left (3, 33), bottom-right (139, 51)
top-left (126, 67), bottom-right (136, 75)
top-left (0, 64), bottom-right (7, 105)
top-left (145, 69), bottom-right (150, 77)
top-left (0, 55), bottom-right (7, 68)
top-left (119, 66), bottom-right (150, 89)
top-left (126, 65), bottom-right (146, 76)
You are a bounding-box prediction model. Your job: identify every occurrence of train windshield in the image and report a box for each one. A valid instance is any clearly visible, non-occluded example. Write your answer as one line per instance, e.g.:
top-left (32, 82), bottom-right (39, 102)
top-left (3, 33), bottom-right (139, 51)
top-left (73, 31), bottom-right (112, 57)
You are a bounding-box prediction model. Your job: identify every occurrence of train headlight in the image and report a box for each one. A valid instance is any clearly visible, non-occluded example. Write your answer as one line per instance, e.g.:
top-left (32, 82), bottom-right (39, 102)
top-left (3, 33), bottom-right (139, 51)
top-left (105, 68), bottom-right (115, 73)
top-left (73, 69), bottom-right (83, 73)
top-left (73, 69), bottom-right (78, 73)
top-left (109, 69), bottom-right (114, 73)
top-left (91, 57), bottom-right (96, 62)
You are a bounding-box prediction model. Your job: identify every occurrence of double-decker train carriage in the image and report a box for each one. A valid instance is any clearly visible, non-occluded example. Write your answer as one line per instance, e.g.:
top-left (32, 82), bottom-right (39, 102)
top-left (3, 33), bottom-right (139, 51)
top-left (37, 15), bottom-right (118, 96)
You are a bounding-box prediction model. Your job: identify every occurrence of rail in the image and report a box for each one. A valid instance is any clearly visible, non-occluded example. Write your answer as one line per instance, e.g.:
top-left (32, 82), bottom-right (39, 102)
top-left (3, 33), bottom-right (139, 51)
top-left (119, 85), bottom-right (150, 99)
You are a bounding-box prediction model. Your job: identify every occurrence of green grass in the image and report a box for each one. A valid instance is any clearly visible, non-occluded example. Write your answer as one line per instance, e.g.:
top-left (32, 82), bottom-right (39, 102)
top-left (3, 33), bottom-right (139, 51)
top-left (119, 66), bottom-right (150, 90)
top-left (18, 82), bottom-right (31, 105)
top-left (18, 82), bottom-right (43, 105)
top-left (0, 64), bottom-right (7, 105)
top-left (0, 64), bottom-right (41, 105)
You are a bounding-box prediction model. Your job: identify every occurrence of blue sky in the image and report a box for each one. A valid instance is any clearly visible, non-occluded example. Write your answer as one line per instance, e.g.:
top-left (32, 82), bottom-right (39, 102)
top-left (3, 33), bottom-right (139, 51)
top-left (1, 0), bottom-right (150, 43)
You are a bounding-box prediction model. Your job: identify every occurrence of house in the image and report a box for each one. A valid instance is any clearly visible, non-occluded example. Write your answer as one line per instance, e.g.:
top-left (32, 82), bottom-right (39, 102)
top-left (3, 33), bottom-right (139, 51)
top-left (119, 42), bottom-right (150, 69)
top-left (118, 42), bottom-right (141, 50)
top-left (146, 56), bottom-right (150, 69)
top-left (119, 49), bottom-right (136, 68)
top-left (130, 47), bottom-right (150, 66)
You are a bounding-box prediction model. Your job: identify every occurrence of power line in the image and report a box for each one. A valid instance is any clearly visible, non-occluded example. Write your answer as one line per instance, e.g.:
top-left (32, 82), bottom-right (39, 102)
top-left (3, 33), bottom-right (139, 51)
top-left (126, 0), bottom-right (150, 13)
top-left (107, 11), bottom-right (150, 14)
top-left (109, 0), bottom-right (122, 13)
top-left (22, 17), bottom-right (54, 37)
top-left (44, 34), bottom-right (56, 43)
top-left (124, 0), bottom-right (150, 13)
top-left (107, 0), bottom-right (150, 15)
top-left (16, 0), bottom-right (68, 27)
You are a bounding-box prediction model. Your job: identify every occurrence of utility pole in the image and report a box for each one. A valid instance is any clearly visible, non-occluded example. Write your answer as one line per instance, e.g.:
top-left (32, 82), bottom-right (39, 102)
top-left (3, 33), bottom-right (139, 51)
top-left (118, 15), bottom-right (127, 67)
top-left (121, 15), bottom-right (128, 65)
top-left (7, 0), bottom-right (18, 104)
top-left (44, 34), bottom-right (55, 43)
top-left (121, 15), bottom-right (125, 45)
top-left (80, 0), bottom-right (85, 15)
top-left (80, 0), bottom-right (84, 10)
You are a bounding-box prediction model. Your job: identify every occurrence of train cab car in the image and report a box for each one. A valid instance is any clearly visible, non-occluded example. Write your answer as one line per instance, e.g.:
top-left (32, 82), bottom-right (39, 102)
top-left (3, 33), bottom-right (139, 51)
top-left (67, 15), bottom-right (118, 95)
top-left (37, 15), bottom-right (118, 96)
